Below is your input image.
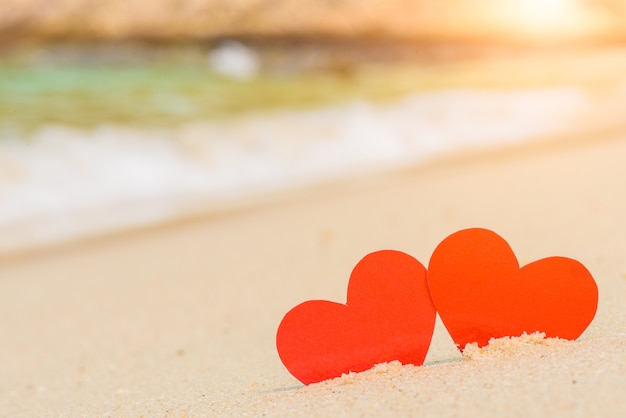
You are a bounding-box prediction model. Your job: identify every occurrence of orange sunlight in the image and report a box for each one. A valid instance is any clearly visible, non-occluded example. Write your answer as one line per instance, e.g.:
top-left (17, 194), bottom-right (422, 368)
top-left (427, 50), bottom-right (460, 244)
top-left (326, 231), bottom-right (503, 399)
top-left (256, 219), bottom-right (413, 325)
top-left (490, 0), bottom-right (593, 39)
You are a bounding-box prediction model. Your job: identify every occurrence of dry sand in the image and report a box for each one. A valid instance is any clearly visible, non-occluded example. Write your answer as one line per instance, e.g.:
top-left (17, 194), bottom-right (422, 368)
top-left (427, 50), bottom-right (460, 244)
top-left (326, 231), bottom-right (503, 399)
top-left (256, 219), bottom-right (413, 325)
top-left (1, 133), bottom-right (626, 417)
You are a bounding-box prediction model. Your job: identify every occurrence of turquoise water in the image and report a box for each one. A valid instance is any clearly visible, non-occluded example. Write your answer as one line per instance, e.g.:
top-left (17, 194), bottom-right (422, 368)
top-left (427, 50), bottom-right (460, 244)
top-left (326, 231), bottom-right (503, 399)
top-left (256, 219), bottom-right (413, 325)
top-left (1, 46), bottom-right (624, 252)
top-left (0, 63), bottom-right (428, 133)
top-left (3, 45), bottom-right (626, 135)
top-left (0, 65), bottom-right (257, 130)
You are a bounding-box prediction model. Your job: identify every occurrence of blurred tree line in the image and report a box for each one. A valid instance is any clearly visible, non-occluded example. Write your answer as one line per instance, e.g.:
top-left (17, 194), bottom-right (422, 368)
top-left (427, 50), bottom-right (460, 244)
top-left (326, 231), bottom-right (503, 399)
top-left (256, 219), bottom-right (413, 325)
top-left (1, 0), bottom-right (625, 45)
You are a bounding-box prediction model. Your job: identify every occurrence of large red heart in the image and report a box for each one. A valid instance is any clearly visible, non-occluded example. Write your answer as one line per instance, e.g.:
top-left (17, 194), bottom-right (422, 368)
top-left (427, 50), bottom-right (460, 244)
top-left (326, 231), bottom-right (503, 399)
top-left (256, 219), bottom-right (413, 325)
top-left (276, 250), bottom-right (437, 385)
top-left (428, 228), bottom-right (598, 350)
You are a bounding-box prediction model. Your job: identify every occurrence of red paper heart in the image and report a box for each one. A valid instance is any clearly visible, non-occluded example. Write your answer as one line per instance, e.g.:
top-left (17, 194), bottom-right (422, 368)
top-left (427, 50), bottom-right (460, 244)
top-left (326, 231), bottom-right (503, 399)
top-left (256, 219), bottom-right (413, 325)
top-left (428, 228), bottom-right (598, 350)
top-left (276, 250), bottom-right (436, 385)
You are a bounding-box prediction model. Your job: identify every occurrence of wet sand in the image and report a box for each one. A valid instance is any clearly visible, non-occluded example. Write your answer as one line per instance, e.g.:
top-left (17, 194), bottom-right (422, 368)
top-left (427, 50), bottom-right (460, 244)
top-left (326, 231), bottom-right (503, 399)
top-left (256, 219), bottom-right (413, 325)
top-left (1, 133), bottom-right (626, 416)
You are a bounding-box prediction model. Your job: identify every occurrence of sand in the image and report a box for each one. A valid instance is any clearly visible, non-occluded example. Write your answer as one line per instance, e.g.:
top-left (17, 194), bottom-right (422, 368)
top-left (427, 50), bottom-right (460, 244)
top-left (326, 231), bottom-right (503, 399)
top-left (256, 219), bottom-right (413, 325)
top-left (1, 133), bottom-right (626, 417)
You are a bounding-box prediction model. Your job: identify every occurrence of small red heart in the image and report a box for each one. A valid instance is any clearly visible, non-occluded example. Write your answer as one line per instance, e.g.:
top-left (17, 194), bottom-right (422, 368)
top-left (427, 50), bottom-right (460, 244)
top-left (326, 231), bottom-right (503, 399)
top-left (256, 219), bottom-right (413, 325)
top-left (428, 228), bottom-right (598, 350)
top-left (276, 250), bottom-right (437, 385)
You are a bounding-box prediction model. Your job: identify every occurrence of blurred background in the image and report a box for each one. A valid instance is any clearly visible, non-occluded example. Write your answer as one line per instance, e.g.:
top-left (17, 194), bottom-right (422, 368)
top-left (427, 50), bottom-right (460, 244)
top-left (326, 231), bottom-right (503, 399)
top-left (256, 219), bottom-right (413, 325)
top-left (1, 0), bottom-right (626, 253)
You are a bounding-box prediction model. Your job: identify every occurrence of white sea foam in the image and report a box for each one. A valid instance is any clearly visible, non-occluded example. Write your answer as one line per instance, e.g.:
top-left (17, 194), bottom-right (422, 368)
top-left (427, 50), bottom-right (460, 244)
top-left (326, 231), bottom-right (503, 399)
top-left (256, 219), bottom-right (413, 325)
top-left (0, 87), bottom-right (591, 252)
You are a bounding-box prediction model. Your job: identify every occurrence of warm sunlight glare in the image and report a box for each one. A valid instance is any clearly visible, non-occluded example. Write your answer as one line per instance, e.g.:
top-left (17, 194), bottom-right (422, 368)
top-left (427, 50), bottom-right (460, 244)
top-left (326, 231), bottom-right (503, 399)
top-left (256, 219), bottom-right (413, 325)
top-left (493, 0), bottom-right (590, 38)
top-left (519, 0), bottom-right (575, 28)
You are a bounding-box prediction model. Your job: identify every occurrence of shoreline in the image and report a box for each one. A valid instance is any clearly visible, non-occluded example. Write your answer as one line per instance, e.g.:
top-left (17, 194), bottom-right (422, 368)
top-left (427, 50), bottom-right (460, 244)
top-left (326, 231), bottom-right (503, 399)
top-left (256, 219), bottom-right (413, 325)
top-left (2, 109), bottom-right (626, 262)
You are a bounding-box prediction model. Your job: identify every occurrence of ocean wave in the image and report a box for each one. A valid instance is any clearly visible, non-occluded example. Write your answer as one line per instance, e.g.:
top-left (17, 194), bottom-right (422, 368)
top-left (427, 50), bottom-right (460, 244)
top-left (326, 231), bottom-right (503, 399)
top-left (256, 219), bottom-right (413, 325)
top-left (0, 87), bottom-right (591, 252)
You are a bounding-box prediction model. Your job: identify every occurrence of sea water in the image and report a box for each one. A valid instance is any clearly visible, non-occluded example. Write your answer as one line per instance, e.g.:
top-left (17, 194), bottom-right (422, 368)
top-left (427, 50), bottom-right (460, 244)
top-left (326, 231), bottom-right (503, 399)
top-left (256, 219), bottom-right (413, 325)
top-left (0, 64), bottom-right (606, 252)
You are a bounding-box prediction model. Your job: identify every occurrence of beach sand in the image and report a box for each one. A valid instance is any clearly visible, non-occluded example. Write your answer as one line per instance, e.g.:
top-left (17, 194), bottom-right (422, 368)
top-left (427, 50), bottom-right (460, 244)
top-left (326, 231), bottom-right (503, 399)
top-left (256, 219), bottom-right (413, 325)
top-left (1, 132), bottom-right (626, 417)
